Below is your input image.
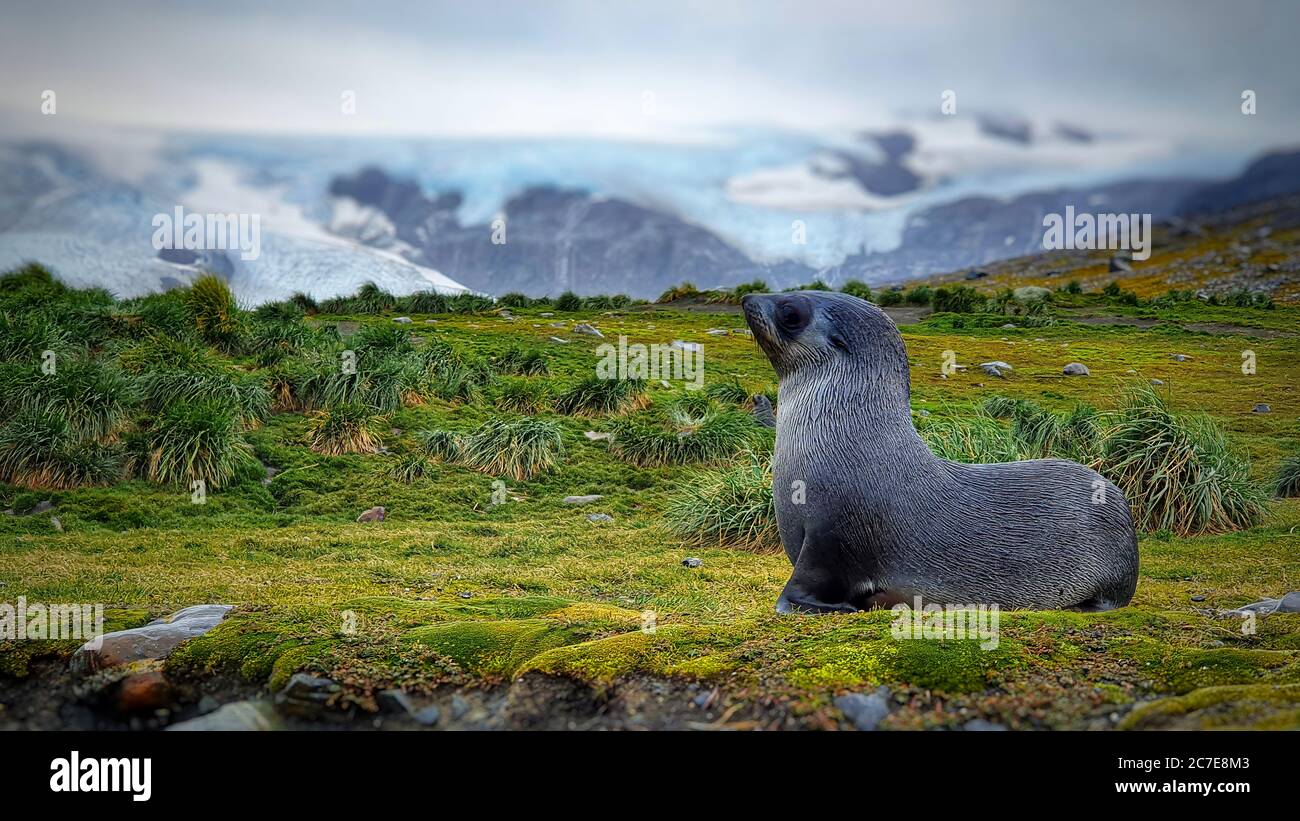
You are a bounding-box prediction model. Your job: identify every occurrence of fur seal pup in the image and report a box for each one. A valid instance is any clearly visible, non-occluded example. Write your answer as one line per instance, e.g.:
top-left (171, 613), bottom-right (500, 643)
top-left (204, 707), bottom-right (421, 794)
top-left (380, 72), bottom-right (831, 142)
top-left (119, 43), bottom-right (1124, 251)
top-left (741, 291), bottom-right (1139, 614)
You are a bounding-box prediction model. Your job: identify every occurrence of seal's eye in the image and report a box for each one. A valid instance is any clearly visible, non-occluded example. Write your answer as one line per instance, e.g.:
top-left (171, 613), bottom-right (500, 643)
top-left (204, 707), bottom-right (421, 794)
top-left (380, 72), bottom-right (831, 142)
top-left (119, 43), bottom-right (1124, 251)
top-left (776, 301), bottom-right (808, 330)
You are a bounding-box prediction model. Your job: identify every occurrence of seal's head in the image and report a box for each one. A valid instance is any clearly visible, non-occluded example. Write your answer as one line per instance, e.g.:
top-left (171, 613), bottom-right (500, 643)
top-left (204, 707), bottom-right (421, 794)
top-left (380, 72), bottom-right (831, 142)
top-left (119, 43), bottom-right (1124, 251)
top-left (741, 290), bottom-right (903, 380)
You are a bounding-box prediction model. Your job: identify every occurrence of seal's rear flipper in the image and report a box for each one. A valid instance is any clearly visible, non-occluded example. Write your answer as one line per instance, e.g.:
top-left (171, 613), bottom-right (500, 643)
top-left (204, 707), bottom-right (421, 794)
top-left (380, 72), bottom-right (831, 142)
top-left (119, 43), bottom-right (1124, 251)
top-left (775, 544), bottom-right (862, 614)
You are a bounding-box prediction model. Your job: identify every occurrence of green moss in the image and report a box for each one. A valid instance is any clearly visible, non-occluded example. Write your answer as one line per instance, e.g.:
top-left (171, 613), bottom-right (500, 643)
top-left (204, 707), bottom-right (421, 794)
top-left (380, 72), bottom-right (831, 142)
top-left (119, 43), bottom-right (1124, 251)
top-left (1120, 683), bottom-right (1300, 730)
top-left (403, 619), bottom-right (582, 678)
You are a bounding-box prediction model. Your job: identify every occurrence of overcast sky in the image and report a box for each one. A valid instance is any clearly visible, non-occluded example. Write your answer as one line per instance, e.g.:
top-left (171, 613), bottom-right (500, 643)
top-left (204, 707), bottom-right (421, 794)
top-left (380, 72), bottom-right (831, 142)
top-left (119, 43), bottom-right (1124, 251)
top-left (2, 0), bottom-right (1297, 145)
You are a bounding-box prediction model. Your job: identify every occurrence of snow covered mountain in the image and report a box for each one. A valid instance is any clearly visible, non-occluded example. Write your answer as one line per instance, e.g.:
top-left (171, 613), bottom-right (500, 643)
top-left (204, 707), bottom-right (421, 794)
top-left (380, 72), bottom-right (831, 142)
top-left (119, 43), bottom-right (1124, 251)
top-left (0, 116), bottom-right (1285, 302)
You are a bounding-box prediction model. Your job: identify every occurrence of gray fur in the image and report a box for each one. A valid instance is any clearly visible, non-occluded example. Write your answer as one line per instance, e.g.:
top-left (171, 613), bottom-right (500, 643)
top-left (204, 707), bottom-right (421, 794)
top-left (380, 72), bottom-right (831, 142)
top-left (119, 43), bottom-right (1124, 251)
top-left (741, 291), bottom-right (1139, 613)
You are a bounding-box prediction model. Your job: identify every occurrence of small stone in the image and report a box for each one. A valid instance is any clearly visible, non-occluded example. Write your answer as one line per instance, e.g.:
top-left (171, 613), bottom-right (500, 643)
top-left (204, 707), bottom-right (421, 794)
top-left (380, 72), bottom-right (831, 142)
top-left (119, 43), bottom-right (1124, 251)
top-left (393, 316), bottom-right (413, 324)
top-left (682, 557), bottom-right (703, 568)
top-left (1150, 378), bottom-right (1164, 385)
top-left (964, 719), bottom-right (1008, 731)
top-left (458, 591), bottom-right (472, 599)
top-left (1190, 595), bottom-right (1206, 602)
top-left (1171, 354), bottom-right (1191, 362)
top-left (168, 700), bottom-right (283, 731)
top-left (118, 670), bottom-right (173, 713)
top-left (706, 329), bottom-right (729, 336)
top-left (30, 500), bottom-right (54, 515)
top-left (980, 363), bottom-right (1007, 378)
top-left (915, 408), bottom-right (930, 417)
top-left (572, 323), bottom-right (604, 338)
top-left (274, 673), bottom-right (342, 719)
top-left (1063, 362), bottom-right (1090, 376)
top-left (1109, 256), bottom-right (1132, 273)
top-left (549, 336), bottom-right (569, 344)
top-left (587, 513), bottom-right (613, 523)
top-left (377, 689), bottom-right (416, 715)
top-left (564, 494), bottom-right (604, 504)
top-left (835, 686), bottom-right (892, 731)
top-left (424, 319), bottom-right (437, 323)
top-left (50, 516), bottom-right (63, 532)
top-left (583, 431), bottom-right (612, 442)
top-left (539, 312), bottom-right (554, 317)
top-left (1252, 403), bottom-right (1271, 414)
top-left (1001, 323), bottom-right (1017, 329)
top-left (412, 705), bottom-right (441, 726)
top-left (197, 695), bottom-right (220, 715)
top-left (671, 340), bottom-right (702, 353)
top-left (450, 694), bottom-right (470, 720)
top-left (356, 506), bottom-right (386, 523)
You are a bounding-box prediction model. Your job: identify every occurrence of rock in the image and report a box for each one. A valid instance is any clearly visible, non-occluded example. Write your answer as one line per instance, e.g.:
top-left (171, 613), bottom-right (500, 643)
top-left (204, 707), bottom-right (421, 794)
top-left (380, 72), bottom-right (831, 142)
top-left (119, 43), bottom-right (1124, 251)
top-left (1063, 362), bottom-right (1090, 376)
top-left (1001, 323), bottom-right (1017, 329)
top-left (750, 395), bottom-right (776, 428)
top-left (71, 604), bottom-right (233, 675)
top-left (356, 506), bottom-right (386, 523)
top-left (377, 689), bottom-right (416, 715)
top-left (168, 700), bottom-right (283, 731)
top-left (1228, 591), bottom-right (1300, 616)
top-left (30, 500), bottom-right (54, 515)
top-left (412, 705), bottom-right (441, 726)
top-left (197, 695), bottom-right (220, 715)
top-left (563, 495), bottom-right (604, 505)
top-left (587, 513), bottom-right (613, 523)
top-left (915, 408), bottom-right (930, 417)
top-left (539, 312), bottom-right (554, 317)
top-left (118, 670), bottom-right (173, 713)
top-left (572, 323), bottom-right (604, 338)
top-left (450, 694), bottom-right (471, 720)
top-left (392, 316), bottom-right (413, 324)
top-left (424, 319), bottom-right (437, 324)
top-left (963, 718), bottom-right (1008, 731)
top-left (671, 340), bottom-right (702, 353)
top-left (1190, 595), bottom-right (1206, 602)
top-left (50, 516), bottom-right (63, 532)
top-left (706, 329), bottom-right (729, 336)
top-left (965, 270), bottom-right (989, 280)
top-left (583, 431), bottom-right (612, 442)
top-left (1171, 354), bottom-right (1191, 362)
top-left (682, 557), bottom-right (703, 568)
top-left (835, 686), bottom-right (892, 731)
top-left (1150, 378), bottom-right (1165, 385)
top-left (1109, 256), bottom-right (1132, 273)
top-left (548, 336), bottom-right (569, 344)
top-left (1252, 403), bottom-right (1271, 414)
top-left (274, 673), bottom-right (342, 718)
top-left (1012, 286), bottom-right (1051, 304)
top-left (980, 363), bottom-right (1009, 378)
top-left (458, 591), bottom-right (473, 599)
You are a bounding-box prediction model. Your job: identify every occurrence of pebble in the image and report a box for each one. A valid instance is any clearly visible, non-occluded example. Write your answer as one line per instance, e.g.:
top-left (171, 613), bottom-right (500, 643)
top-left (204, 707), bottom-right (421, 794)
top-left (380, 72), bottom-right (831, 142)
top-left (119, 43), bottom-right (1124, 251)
top-left (587, 513), bottom-right (613, 522)
top-left (834, 686), bottom-right (892, 731)
top-left (563, 494), bottom-right (604, 505)
top-left (356, 506), bottom-right (386, 523)
top-left (1063, 362), bottom-right (1090, 376)
top-left (682, 557), bottom-right (703, 568)
top-left (1252, 403), bottom-right (1271, 414)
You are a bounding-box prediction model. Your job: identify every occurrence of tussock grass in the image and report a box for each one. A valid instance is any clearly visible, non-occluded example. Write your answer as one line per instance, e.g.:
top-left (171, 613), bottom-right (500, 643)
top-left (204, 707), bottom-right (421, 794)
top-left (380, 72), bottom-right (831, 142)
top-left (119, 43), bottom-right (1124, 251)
top-left (919, 415), bottom-right (1021, 463)
top-left (19, 358), bottom-right (137, 442)
top-left (704, 379), bottom-right (749, 405)
top-left (1102, 385), bottom-right (1268, 535)
top-left (141, 401), bottom-right (259, 488)
top-left (554, 376), bottom-right (648, 417)
top-left (416, 429), bottom-right (461, 462)
top-left (496, 345), bottom-right (550, 376)
top-left (493, 377), bottom-right (552, 414)
top-left (1275, 457), bottom-right (1300, 498)
top-left (665, 453), bottom-right (779, 552)
top-left (307, 404), bottom-right (381, 456)
top-left (185, 274), bottom-right (245, 353)
top-left (610, 400), bottom-right (769, 467)
top-left (456, 417), bottom-right (564, 480)
top-left (0, 409), bottom-right (123, 489)
top-left (388, 453), bottom-right (433, 484)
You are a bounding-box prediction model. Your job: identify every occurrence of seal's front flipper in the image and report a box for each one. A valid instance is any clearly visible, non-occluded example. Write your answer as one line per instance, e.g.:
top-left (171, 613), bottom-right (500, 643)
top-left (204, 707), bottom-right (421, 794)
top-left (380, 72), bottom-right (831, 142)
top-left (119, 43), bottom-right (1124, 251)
top-left (775, 539), bottom-right (860, 614)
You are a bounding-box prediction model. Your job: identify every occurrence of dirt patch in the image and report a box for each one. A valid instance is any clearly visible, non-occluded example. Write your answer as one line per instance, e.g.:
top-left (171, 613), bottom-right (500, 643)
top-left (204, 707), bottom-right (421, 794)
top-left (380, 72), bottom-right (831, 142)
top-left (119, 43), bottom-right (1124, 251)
top-left (1065, 314), bottom-right (1161, 328)
top-left (883, 305), bottom-right (933, 325)
top-left (1182, 322), bottom-right (1295, 338)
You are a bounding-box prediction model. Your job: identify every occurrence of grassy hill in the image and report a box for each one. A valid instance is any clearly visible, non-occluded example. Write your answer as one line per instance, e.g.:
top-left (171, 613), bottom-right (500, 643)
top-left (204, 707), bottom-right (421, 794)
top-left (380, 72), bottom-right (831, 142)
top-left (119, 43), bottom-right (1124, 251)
top-left (2, 208), bottom-right (1299, 731)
